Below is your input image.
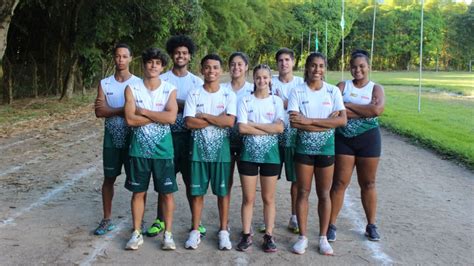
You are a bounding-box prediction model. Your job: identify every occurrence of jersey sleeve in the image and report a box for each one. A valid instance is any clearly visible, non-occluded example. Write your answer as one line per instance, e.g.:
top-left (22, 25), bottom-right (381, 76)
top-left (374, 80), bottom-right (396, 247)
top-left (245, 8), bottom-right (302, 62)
top-left (237, 97), bottom-right (248, 124)
top-left (183, 89), bottom-right (197, 118)
top-left (332, 85), bottom-right (346, 112)
top-left (287, 87), bottom-right (300, 113)
top-left (274, 97), bottom-right (285, 122)
top-left (226, 90), bottom-right (237, 116)
top-left (194, 76), bottom-right (204, 87)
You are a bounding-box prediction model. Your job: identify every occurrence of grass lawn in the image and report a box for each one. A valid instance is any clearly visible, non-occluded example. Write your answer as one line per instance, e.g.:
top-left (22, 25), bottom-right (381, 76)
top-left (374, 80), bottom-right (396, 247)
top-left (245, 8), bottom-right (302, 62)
top-left (323, 71), bottom-right (474, 96)
top-left (380, 86), bottom-right (473, 168)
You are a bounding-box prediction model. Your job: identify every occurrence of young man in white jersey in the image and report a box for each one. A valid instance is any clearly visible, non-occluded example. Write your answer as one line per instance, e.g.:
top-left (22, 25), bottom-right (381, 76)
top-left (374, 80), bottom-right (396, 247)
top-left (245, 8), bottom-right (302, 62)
top-left (271, 48), bottom-right (304, 234)
top-left (146, 35), bottom-right (206, 238)
top-left (93, 43), bottom-right (141, 236)
top-left (183, 54), bottom-right (237, 250)
top-left (123, 48), bottom-right (178, 250)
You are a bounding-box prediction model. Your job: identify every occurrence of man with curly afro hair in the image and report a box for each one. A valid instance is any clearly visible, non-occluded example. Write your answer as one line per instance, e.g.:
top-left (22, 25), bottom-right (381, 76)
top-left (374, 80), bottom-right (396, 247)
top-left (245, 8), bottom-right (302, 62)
top-left (145, 35), bottom-right (206, 238)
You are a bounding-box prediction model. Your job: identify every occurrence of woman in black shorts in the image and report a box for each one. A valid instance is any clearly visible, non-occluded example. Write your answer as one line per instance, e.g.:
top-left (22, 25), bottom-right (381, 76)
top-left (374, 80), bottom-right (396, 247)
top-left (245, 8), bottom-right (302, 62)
top-left (328, 49), bottom-right (385, 242)
top-left (288, 53), bottom-right (347, 255)
top-left (236, 64), bottom-right (284, 252)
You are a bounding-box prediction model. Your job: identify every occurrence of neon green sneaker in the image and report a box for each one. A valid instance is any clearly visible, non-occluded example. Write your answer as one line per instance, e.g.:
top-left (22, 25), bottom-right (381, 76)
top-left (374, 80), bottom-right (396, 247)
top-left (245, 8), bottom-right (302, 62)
top-left (198, 224), bottom-right (207, 236)
top-left (146, 218), bottom-right (164, 237)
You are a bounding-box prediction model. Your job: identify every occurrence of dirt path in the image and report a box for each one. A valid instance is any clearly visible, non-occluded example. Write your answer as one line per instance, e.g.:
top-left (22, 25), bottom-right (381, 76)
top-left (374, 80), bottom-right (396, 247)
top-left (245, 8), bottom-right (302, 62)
top-left (0, 106), bottom-right (472, 265)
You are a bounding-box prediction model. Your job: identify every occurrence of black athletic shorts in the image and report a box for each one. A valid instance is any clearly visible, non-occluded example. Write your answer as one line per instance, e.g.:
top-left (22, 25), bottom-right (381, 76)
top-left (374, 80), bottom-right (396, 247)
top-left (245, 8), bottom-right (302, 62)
top-left (238, 161), bottom-right (281, 176)
top-left (294, 153), bottom-right (335, 168)
top-left (335, 127), bottom-right (381, 157)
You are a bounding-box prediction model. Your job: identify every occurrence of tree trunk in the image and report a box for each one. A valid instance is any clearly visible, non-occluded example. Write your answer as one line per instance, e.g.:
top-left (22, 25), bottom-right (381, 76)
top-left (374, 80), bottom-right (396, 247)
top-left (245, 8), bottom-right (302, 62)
top-left (30, 54), bottom-right (38, 98)
top-left (0, 0), bottom-right (19, 61)
top-left (60, 57), bottom-right (78, 101)
top-left (2, 56), bottom-right (12, 104)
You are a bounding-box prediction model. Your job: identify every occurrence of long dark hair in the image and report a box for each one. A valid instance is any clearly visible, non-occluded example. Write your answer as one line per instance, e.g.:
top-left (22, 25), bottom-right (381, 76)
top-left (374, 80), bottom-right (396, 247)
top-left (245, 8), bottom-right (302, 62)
top-left (304, 52), bottom-right (327, 82)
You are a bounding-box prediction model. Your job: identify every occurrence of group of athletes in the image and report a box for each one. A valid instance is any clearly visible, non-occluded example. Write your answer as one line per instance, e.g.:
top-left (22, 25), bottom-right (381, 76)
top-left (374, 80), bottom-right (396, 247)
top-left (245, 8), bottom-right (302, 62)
top-left (93, 35), bottom-right (385, 255)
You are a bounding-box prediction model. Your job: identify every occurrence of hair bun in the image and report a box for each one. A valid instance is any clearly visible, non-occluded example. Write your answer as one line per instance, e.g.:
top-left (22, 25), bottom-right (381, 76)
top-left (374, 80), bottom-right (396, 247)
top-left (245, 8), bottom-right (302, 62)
top-left (351, 49), bottom-right (369, 58)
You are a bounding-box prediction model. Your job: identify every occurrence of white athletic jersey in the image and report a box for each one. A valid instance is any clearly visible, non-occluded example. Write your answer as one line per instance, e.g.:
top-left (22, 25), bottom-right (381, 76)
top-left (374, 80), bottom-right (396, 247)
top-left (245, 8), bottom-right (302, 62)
top-left (288, 82), bottom-right (345, 155)
top-left (101, 74), bottom-right (141, 108)
top-left (184, 85), bottom-right (237, 162)
top-left (221, 81), bottom-right (254, 107)
top-left (237, 94), bottom-right (284, 124)
top-left (272, 75), bottom-right (304, 147)
top-left (288, 82), bottom-right (345, 119)
top-left (161, 70), bottom-right (203, 132)
top-left (221, 81), bottom-right (254, 147)
top-left (272, 75), bottom-right (304, 102)
top-left (337, 80), bottom-right (379, 137)
top-left (100, 74), bottom-right (141, 149)
top-left (184, 85), bottom-right (237, 118)
top-left (128, 80), bottom-right (176, 159)
top-left (237, 94), bottom-right (284, 164)
top-left (342, 80), bottom-right (374, 105)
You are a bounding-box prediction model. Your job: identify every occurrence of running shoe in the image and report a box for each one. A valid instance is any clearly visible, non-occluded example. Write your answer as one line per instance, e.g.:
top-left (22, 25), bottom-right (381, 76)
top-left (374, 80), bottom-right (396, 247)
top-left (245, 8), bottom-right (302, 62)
top-left (218, 230), bottom-right (232, 250)
top-left (146, 218), bottom-right (164, 237)
top-left (257, 224), bottom-right (266, 233)
top-left (125, 230), bottom-right (143, 250)
top-left (288, 216), bottom-right (299, 234)
top-left (262, 234), bottom-right (277, 253)
top-left (185, 229), bottom-right (201, 249)
top-left (365, 224), bottom-right (380, 241)
top-left (94, 219), bottom-right (115, 235)
top-left (162, 231), bottom-right (176, 250)
top-left (327, 224), bottom-right (337, 242)
top-left (236, 233), bottom-right (252, 252)
top-left (319, 236), bottom-right (333, 255)
top-left (198, 224), bottom-right (207, 236)
top-left (292, 235), bottom-right (308, 255)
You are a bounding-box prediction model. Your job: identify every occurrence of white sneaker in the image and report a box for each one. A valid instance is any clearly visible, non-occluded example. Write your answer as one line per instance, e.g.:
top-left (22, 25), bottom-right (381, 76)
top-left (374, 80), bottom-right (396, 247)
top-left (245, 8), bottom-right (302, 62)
top-left (125, 230), bottom-right (143, 250)
top-left (185, 229), bottom-right (201, 249)
top-left (218, 230), bottom-right (232, 250)
top-left (288, 215), bottom-right (299, 233)
top-left (292, 235), bottom-right (308, 255)
top-left (162, 231), bottom-right (176, 250)
top-left (319, 236), bottom-right (334, 255)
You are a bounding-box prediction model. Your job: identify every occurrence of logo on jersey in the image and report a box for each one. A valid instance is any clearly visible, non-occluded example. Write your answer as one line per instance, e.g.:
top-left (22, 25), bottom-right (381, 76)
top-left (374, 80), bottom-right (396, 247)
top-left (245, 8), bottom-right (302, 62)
top-left (362, 96), bottom-right (370, 100)
top-left (106, 92), bottom-right (114, 96)
top-left (163, 90), bottom-right (170, 94)
top-left (217, 104), bottom-right (225, 109)
top-left (197, 103), bottom-right (204, 107)
top-left (155, 103), bottom-right (164, 107)
top-left (302, 100), bottom-right (309, 105)
top-left (350, 93), bottom-right (358, 97)
top-left (136, 100), bottom-right (143, 104)
top-left (323, 101), bottom-right (331, 106)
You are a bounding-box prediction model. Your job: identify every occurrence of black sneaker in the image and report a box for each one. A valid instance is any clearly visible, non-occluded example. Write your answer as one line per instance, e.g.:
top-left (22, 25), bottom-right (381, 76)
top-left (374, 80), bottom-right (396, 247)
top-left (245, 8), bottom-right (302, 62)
top-left (236, 233), bottom-right (252, 252)
top-left (365, 224), bottom-right (380, 241)
top-left (327, 224), bottom-right (337, 242)
top-left (262, 234), bottom-right (277, 252)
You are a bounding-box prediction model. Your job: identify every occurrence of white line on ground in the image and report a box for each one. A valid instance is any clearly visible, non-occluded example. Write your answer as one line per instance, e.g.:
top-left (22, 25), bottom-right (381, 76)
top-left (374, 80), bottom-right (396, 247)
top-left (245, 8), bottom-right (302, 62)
top-left (342, 191), bottom-right (394, 264)
top-left (0, 118), bottom-right (91, 151)
top-left (0, 166), bottom-right (98, 227)
top-left (0, 134), bottom-right (41, 151)
top-left (60, 132), bottom-right (99, 148)
top-left (0, 157), bottom-right (41, 178)
top-left (79, 220), bottom-right (128, 266)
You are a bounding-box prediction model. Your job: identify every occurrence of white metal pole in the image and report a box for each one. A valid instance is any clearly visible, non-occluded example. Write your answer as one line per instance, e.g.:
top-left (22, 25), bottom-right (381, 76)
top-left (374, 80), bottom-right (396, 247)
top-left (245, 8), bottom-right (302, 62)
top-left (370, 1), bottom-right (377, 78)
top-left (418, 0), bottom-right (424, 113)
top-left (325, 20), bottom-right (328, 56)
top-left (308, 30), bottom-right (311, 54)
top-left (341, 0), bottom-right (345, 81)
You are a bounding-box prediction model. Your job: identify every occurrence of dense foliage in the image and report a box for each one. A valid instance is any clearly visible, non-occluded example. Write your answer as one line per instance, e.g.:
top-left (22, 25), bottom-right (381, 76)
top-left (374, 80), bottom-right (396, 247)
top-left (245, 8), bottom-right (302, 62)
top-left (1, 0), bottom-right (472, 102)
